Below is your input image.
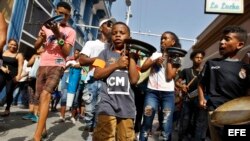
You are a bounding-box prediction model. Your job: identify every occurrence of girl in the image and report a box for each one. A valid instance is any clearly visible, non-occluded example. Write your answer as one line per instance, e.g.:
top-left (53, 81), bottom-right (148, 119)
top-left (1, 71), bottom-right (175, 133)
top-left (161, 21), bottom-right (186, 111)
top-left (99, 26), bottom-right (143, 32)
top-left (139, 31), bottom-right (182, 141)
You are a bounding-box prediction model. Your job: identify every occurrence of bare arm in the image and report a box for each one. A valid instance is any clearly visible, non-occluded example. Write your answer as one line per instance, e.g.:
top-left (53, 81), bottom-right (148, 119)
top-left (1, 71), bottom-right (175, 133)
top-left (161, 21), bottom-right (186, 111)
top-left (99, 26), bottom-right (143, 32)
top-left (15, 53), bottom-right (24, 81)
top-left (94, 55), bottom-right (129, 80)
top-left (50, 23), bottom-right (73, 57)
top-left (141, 56), bottom-right (165, 72)
top-left (34, 29), bottom-right (46, 50)
top-left (198, 83), bottom-right (207, 109)
top-left (128, 56), bottom-right (139, 85)
top-left (175, 78), bottom-right (188, 93)
top-left (79, 54), bottom-right (97, 66)
top-left (27, 54), bottom-right (37, 67)
top-left (94, 62), bottom-right (119, 80)
top-left (35, 24), bottom-right (73, 57)
top-left (166, 61), bottom-right (179, 82)
top-left (140, 58), bottom-right (154, 72)
top-left (0, 12), bottom-right (7, 52)
top-left (61, 43), bottom-right (73, 58)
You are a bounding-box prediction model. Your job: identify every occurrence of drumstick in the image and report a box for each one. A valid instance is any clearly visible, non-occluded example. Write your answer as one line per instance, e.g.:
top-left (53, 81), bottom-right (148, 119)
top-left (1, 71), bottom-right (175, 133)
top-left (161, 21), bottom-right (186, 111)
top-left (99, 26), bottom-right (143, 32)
top-left (122, 43), bottom-right (126, 56)
top-left (187, 76), bottom-right (197, 88)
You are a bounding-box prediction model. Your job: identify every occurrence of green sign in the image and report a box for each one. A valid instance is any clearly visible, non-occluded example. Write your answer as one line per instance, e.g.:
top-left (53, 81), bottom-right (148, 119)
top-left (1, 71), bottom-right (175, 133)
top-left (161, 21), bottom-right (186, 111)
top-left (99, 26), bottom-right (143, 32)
top-left (205, 0), bottom-right (244, 14)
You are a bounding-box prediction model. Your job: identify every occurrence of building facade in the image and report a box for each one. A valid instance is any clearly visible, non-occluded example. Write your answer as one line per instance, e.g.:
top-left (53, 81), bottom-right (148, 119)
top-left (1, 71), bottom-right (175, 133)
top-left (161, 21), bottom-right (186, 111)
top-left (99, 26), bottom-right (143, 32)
top-left (0, 0), bottom-right (116, 102)
top-left (0, 0), bottom-right (116, 59)
top-left (182, 0), bottom-right (250, 68)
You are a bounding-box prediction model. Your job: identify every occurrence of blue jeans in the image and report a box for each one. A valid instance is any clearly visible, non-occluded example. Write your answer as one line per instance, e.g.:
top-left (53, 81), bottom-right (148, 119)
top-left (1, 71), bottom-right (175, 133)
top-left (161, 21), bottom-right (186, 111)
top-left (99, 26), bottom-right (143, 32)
top-left (60, 71), bottom-right (69, 106)
top-left (82, 79), bottom-right (101, 130)
top-left (139, 89), bottom-right (175, 141)
top-left (72, 81), bottom-right (85, 108)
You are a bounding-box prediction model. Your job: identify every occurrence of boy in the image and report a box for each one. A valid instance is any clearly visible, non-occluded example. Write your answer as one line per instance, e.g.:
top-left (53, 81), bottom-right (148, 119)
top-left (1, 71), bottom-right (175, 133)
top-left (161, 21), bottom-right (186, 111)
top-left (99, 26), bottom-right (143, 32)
top-left (79, 17), bottom-right (115, 133)
top-left (92, 22), bottom-right (139, 141)
top-left (176, 50), bottom-right (207, 141)
top-left (33, 2), bottom-right (76, 140)
top-left (198, 25), bottom-right (249, 141)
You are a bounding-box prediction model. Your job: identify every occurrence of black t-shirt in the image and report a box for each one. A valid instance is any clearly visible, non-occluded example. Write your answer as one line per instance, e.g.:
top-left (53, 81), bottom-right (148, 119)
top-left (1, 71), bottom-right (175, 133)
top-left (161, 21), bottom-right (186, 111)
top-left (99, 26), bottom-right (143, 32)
top-left (179, 67), bottom-right (200, 93)
top-left (199, 58), bottom-right (250, 110)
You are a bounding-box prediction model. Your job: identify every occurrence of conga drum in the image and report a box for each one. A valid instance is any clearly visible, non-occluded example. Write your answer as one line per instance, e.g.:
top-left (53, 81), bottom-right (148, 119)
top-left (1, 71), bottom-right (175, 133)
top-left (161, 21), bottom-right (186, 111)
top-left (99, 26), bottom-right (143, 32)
top-left (211, 96), bottom-right (250, 126)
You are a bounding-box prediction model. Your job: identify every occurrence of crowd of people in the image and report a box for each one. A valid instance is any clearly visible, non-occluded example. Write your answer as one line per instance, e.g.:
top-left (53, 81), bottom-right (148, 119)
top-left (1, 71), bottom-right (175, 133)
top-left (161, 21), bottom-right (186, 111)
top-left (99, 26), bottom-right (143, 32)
top-left (0, 1), bottom-right (250, 141)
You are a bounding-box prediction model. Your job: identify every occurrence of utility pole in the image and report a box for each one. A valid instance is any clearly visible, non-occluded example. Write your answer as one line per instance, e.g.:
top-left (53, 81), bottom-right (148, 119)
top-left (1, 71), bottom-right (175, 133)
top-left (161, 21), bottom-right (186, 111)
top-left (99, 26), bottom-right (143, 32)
top-left (125, 0), bottom-right (132, 25)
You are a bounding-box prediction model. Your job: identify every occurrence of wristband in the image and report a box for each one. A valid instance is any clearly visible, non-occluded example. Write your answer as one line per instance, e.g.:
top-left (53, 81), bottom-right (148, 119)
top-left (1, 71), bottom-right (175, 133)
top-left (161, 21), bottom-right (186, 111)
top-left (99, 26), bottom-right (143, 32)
top-left (57, 39), bottom-right (64, 46)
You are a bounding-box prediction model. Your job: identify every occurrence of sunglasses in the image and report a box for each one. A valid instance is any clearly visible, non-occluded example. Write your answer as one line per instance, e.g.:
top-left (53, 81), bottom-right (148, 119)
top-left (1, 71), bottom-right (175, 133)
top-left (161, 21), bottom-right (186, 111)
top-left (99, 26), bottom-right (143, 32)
top-left (105, 21), bottom-right (113, 27)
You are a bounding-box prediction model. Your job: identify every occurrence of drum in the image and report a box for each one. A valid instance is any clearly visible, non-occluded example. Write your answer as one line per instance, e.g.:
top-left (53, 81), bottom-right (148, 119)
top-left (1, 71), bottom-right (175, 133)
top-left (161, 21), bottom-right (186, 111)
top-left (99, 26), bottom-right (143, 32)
top-left (211, 96), bottom-right (250, 126)
top-left (124, 39), bottom-right (157, 57)
top-left (166, 47), bottom-right (187, 57)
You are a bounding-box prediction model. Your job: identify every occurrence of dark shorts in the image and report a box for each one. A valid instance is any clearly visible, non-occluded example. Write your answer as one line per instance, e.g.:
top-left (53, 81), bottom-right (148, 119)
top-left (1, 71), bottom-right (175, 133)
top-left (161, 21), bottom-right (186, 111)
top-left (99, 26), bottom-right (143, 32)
top-left (36, 66), bottom-right (64, 97)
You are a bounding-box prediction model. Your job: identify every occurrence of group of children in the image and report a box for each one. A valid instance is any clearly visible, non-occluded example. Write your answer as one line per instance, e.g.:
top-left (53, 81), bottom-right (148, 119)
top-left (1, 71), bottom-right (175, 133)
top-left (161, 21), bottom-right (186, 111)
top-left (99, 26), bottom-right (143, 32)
top-left (1, 1), bottom-right (249, 141)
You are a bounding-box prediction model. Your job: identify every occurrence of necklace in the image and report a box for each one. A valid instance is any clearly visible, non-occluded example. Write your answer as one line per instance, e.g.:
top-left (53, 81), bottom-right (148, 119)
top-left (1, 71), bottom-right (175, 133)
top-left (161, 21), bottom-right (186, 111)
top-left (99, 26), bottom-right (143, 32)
top-left (191, 68), bottom-right (200, 78)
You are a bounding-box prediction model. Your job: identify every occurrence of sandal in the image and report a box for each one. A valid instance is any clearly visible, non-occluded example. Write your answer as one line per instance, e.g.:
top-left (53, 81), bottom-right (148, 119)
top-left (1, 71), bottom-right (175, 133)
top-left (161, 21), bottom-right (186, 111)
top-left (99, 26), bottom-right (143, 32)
top-left (0, 111), bottom-right (10, 117)
top-left (41, 131), bottom-right (48, 139)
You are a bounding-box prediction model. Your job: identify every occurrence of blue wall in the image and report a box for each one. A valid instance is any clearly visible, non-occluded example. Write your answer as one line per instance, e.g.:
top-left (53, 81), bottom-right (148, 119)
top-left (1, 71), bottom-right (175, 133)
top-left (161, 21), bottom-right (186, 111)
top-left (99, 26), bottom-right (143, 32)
top-left (7, 0), bottom-right (28, 41)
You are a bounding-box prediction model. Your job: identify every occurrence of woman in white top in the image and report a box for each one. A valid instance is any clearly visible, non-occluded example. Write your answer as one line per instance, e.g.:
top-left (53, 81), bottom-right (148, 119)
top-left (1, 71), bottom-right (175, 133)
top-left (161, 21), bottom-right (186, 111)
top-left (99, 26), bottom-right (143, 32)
top-left (139, 31), bottom-right (182, 141)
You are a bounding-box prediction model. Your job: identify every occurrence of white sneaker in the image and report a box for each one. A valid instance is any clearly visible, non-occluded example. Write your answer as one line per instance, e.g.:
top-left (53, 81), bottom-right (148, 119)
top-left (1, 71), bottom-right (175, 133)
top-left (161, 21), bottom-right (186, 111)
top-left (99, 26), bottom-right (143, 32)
top-left (70, 117), bottom-right (76, 124)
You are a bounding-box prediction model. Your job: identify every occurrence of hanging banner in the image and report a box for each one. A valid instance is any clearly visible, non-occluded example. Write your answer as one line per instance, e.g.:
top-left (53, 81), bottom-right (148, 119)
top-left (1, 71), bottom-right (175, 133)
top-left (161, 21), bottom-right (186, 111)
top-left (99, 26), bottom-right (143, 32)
top-left (205, 0), bottom-right (244, 14)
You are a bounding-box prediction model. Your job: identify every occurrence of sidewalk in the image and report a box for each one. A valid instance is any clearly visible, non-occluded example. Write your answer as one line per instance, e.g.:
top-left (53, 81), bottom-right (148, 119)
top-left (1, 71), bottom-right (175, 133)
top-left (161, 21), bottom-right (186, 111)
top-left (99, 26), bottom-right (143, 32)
top-left (0, 106), bottom-right (178, 141)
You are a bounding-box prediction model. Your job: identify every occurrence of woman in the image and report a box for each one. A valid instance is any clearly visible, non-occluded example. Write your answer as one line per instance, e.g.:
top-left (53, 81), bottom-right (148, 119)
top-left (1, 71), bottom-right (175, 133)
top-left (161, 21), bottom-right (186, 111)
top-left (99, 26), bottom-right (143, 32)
top-left (0, 38), bottom-right (24, 116)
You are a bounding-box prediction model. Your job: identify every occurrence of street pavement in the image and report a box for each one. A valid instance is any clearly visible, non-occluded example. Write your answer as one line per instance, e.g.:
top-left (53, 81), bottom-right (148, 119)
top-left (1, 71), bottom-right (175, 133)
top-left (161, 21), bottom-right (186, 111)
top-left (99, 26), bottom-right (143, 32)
top-left (0, 106), bottom-right (178, 141)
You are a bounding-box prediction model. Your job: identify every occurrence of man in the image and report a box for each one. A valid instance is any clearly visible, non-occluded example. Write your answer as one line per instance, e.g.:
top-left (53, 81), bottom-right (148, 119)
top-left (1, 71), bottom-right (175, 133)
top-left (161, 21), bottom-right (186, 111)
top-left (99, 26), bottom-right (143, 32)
top-left (33, 2), bottom-right (76, 141)
top-left (198, 25), bottom-right (250, 141)
top-left (176, 50), bottom-right (208, 141)
top-left (0, 12), bottom-right (7, 52)
top-left (79, 17), bottom-right (115, 134)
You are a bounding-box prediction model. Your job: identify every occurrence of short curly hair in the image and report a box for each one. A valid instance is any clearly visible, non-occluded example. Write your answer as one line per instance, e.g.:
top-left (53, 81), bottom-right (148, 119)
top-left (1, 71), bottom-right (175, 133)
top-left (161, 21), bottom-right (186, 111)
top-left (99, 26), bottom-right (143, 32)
top-left (190, 49), bottom-right (205, 60)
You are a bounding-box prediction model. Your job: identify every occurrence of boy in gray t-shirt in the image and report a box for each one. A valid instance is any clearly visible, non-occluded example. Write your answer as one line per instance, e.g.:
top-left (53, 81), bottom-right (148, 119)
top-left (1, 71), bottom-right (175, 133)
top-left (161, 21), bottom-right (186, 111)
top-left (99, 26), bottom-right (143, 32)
top-left (92, 22), bottom-right (139, 141)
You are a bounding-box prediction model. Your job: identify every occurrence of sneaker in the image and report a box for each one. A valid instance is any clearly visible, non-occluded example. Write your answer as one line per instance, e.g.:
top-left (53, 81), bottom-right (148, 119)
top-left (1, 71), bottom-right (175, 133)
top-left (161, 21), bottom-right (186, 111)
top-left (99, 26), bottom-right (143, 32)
top-left (70, 117), bottom-right (76, 124)
top-left (22, 113), bottom-right (34, 120)
top-left (52, 117), bottom-right (65, 124)
top-left (31, 115), bottom-right (39, 123)
top-left (134, 132), bottom-right (139, 141)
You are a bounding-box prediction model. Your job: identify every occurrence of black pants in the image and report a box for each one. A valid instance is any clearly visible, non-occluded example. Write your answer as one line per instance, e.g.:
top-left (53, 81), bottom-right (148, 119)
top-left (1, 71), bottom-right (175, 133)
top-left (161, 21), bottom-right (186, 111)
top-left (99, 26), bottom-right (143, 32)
top-left (0, 71), bottom-right (17, 111)
top-left (132, 79), bottom-right (148, 133)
